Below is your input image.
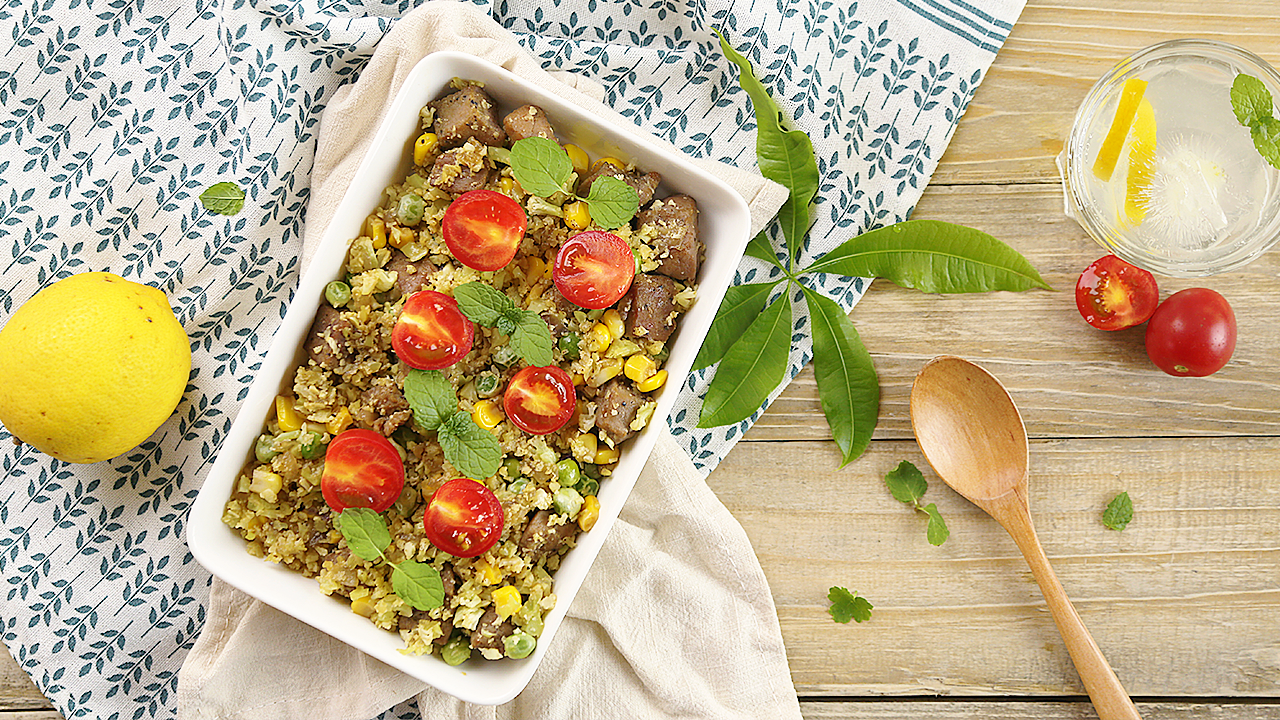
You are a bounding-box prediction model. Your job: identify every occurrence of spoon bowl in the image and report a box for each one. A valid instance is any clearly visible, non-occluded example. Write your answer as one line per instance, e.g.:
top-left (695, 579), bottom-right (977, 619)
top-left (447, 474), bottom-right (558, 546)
top-left (910, 356), bottom-right (1142, 720)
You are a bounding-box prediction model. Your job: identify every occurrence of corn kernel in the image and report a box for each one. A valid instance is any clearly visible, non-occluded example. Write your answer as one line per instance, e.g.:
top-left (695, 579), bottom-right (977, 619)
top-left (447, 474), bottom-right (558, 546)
top-left (591, 358), bottom-right (623, 387)
top-left (389, 225), bottom-right (415, 249)
top-left (564, 144), bottom-right (590, 176)
top-left (275, 396), bottom-right (302, 432)
top-left (585, 322), bottom-right (612, 353)
top-left (525, 257), bottom-right (546, 282)
top-left (623, 354), bottom-right (657, 382)
top-left (595, 157), bottom-right (625, 171)
top-left (363, 214), bottom-right (387, 248)
top-left (326, 406), bottom-right (353, 435)
top-left (564, 200), bottom-right (591, 230)
top-left (472, 399), bottom-right (503, 430)
top-left (493, 586), bottom-right (522, 620)
top-left (578, 495), bottom-right (600, 532)
top-left (413, 132), bottom-right (438, 165)
top-left (594, 444), bottom-right (619, 465)
top-left (249, 467), bottom-right (283, 502)
top-left (499, 176), bottom-right (516, 195)
top-left (569, 432), bottom-right (598, 463)
top-left (636, 369), bottom-right (668, 393)
top-left (602, 309), bottom-right (625, 340)
top-left (370, 233), bottom-right (387, 250)
top-left (571, 373), bottom-right (585, 386)
top-left (350, 596), bottom-right (376, 618)
top-left (476, 559), bottom-right (502, 585)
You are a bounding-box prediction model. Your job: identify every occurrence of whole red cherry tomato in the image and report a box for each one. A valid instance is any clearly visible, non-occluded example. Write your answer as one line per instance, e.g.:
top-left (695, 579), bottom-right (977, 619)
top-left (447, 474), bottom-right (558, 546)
top-left (503, 365), bottom-right (576, 435)
top-left (423, 478), bottom-right (505, 558)
top-left (392, 290), bottom-right (474, 370)
top-left (442, 189), bottom-right (527, 271)
top-left (1144, 288), bottom-right (1236, 377)
top-left (1075, 255), bottom-right (1159, 331)
top-left (321, 429), bottom-right (405, 513)
top-left (552, 230), bottom-right (636, 309)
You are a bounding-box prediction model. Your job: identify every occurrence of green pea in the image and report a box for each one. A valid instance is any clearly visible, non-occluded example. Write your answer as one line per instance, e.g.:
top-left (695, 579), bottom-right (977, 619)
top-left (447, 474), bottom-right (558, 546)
top-left (296, 431), bottom-right (327, 460)
top-left (558, 332), bottom-right (581, 360)
top-left (491, 345), bottom-right (518, 366)
top-left (508, 477), bottom-right (529, 494)
top-left (555, 458), bottom-right (580, 488)
top-left (475, 372), bottom-right (501, 398)
top-left (579, 478), bottom-right (599, 497)
top-left (581, 462), bottom-right (601, 480)
top-left (553, 487), bottom-right (583, 517)
top-left (503, 630), bottom-right (536, 659)
top-left (502, 457), bottom-right (522, 479)
top-left (391, 485), bottom-right (420, 518)
top-left (441, 634), bottom-right (471, 666)
top-left (396, 192), bottom-right (426, 226)
top-left (254, 434), bottom-right (279, 464)
top-left (324, 280), bottom-right (351, 308)
top-left (517, 599), bottom-right (545, 637)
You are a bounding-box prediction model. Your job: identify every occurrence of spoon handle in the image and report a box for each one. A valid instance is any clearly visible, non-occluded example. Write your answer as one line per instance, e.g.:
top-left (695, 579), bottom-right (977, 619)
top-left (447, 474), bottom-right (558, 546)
top-left (995, 496), bottom-right (1143, 720)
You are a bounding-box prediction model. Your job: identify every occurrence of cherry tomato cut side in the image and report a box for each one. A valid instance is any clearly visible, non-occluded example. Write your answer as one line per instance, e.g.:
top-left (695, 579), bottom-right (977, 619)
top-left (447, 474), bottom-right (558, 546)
top-left (442, 189), bottom-right (527, 272)
top-left (423, 478), bottom-right (505, 558)
top-left (392, 290), bottom-right (474, 370)
top-left (321, 429), bottom-right (406, 513)
top-left (1075, 255), bottom-right (1159, 331)
top-left (552, 230), bottom-right (636, 309)
top-left (1145, 287), bottom-right (1237, 377)
top-left (503, 365), bottom-right (576, 435)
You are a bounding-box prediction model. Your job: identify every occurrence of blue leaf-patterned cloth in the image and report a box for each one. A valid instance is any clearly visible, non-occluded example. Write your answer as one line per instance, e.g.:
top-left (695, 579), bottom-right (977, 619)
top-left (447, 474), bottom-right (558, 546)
top-left (0, 0), bottom-right (1023, 717)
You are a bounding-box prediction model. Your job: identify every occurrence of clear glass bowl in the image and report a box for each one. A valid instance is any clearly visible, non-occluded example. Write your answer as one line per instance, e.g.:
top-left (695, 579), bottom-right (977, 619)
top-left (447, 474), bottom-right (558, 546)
top-left (1059, 39), bottom-right (1280, 276)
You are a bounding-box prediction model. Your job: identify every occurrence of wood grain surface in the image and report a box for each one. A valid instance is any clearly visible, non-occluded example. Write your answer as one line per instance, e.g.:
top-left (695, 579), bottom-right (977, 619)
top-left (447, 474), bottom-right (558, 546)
top-left (3, 1), bottom-right (1279, 719)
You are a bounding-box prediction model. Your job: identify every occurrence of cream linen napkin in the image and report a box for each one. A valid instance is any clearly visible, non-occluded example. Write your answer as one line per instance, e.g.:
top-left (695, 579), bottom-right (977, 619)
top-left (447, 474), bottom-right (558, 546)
top-left (177, 3), bottom-right (795, 719)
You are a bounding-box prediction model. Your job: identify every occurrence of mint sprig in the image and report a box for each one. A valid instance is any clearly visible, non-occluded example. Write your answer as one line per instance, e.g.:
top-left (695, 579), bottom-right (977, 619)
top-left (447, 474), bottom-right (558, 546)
top-left (402, 369), bottom-right (503, 480)
top-left (453, 282), bottom-right (554, 367)
top-left (827, 586), bottom-right (873, 624)
top-left (337, 508), bottom-right (444, 611)
top-left (199, 181), bottom-right (245, 216)
top-left (507, 136), bottom-right (640, 229)
top-left (884, 460), bottom-right (949, 546)
top-left (1102, 491), bottom-right (1133, 531)
top-left (1231, 73), bottom-right (1280, 169)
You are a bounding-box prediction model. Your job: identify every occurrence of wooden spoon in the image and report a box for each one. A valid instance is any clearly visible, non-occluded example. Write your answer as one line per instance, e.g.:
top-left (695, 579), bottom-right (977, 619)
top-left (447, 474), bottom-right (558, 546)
top-left (910, 356), bottom-right (1142, 720)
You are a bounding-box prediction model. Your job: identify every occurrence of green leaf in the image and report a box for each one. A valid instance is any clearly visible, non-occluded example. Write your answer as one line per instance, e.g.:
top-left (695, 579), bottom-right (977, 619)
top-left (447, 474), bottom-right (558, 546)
top-left (693, 281), bottom-right (782, 371)
top-left (511, 311), bottom-right (554, 367)
top-left (199, 181), bottom-right (245, 216)
top-left (403, 369), bottom-right (456, 432)
top-left (696, 289), bottom-right (793, 428)
top-left (745, 231), bottom-right (784, 268)
top-left (438, 412), bottom-right (503, 480)
top-left (827, 586), bottom-right (873, 624)
top-left (1251, 117), bottom-right (1280, 169)
top-left (391, 559), bottom-right (445, 611)
top-left (453, 281), bottom-right (512, 326)
top-left (923, 503), bottom-right (950, 546)
top-left (1231, 73), bottom-right (1274, 128)
top-left (717, 30), bottom-right (818, 268)
top-left (510, 136), bottom-right (573, 197)
top-left (585, 175), bottom-right (640, 229)
top-left (803, 287), bottom-right (879, 465)
top-left (1102, 491), bottom-right (1133, 531)
top-left (804, 219), bottom-right (1053, 293)
top-left (885, 460), bottom-right (927, 505)
top-left (336, 508), bottom-right (391, 562)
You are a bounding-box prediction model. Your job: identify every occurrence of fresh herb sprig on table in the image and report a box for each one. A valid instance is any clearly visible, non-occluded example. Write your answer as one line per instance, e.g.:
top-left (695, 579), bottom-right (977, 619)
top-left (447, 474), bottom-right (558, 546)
top-left (508, 136), bottom-right (640, 229)
top-left (885, 460), bottom-right (949, 546)
top-left (828, 586), bottom-right (873, 624)
top-left (1102, 491), bottom-right (1134, 531)
top-left (402, 368), bottom-right (502, 480)
top-left (1230, 73), bottom-right (1280, 169)
top-left (699, 32), bottom-right (1052, 466)
top-left (337, 507), bottom-right (445, 611)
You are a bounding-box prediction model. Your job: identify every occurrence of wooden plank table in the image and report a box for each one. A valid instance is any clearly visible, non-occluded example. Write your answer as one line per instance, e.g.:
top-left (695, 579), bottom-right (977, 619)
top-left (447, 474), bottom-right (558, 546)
top-left (2, 0), bottom-right (1278, 718)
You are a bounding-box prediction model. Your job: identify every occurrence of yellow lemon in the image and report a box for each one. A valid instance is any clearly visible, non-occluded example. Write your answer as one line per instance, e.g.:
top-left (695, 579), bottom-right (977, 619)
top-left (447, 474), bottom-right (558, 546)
top-left (1123, 98), bottom-right (1158, 226)
top-left (0, 272), bottom-right (191, 463)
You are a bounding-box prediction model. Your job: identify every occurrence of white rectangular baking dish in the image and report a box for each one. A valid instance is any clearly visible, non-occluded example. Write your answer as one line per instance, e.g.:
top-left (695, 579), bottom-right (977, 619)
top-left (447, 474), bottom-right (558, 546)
top-left (187, 50), bottom-right (753, 705)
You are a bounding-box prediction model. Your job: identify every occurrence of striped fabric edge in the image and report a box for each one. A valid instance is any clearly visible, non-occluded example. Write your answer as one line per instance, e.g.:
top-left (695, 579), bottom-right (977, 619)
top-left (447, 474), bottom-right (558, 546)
top-left (891, 0), bottom-right (1021, 53)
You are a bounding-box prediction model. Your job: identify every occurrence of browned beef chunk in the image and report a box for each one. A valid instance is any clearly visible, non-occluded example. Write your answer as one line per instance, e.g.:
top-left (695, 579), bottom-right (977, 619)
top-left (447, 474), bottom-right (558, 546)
top-left (429, 85), bottom-right (506, 149)
top-left (428, 149), bottom-right (493, 195)
top-left (518, 509), bottom-right (580, 561)
top-left (305, 304), bottom-right (355, 370)
top-left (502, 104), bottom-right (556, 142)
top-left (576, 163), bottom-right (661, 207)
top-left (386, 249), bottom-right (438, 299)
top-left (637, 195), bottom-right (700, 281)
top-left (596, 378), bottom-right (644, 444)
top-left (469, 607), bottom-right (515, 652)
top-left (618, 273), bottom-right (678, 343)
top-left (357, 377), bottom-right (412, 436)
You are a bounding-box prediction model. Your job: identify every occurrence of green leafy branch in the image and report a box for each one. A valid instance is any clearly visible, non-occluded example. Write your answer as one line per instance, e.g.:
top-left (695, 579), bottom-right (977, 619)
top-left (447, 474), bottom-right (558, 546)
top-left (403, 368), bottom-right (502, 480)
top-left (337, 507), bottom-right (444, 611)
top-left (697, 32), bottom-right (1052, 466)
top-left (884, 460), bottom-right (949, 546)
top-left (507, 136), bottom-right (640, 229)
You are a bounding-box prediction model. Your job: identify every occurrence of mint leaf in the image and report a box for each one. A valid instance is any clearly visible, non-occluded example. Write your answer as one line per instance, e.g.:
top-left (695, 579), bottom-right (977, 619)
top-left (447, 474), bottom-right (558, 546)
top-left (391, 559), bottom-right (445, 611)
top-left (1102, 491), bottom-right (1133, 531)
top-left (496, 312), bottom-right (519, 337)
top-left (1252, 117), bottom-right (1280, 169)
top-left (511, 312), bottom-right (554, 367)
top-left (584, 175), bottom-right (640, 229)
top-left (438, 412), bottom-right (502, 480)
top-left (199, 181), bottom-right (245, 216)
top-left (453, 282), bottom-right (513, 327)
top-left (923, 503), bottom-right (950, 546)
top-left (828, 586), bottom-right (873, 624)
top-left (337, 508), bottom-right (391, 562)
top-left (510, 136), bottom-right (573, 197)
top-left (885, 460), bottom-right (927, 505)
top-left (403, 369), bottom-right (456, 432)
top-left (1232, 73), bottom-right (1274, 128)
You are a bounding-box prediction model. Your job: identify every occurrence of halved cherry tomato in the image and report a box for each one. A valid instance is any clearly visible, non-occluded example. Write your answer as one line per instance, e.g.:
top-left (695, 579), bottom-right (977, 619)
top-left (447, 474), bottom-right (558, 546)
top-left (552, 230), bottom-right (636, 309)
top-left (321, 429), bottom-right (405, 513)
top-left (1075, 255), bottom-right (1159, 331)
top-left (392, 290), bottom-right (474, 370)
top-left (442, 189), bottom-right (527, 271)
top-left (423, 478), bottom-right (505, 558)
top-left (503, 365), bottom-right (576, 435)
top-left (1145, 288), bottom-right (1237, 377)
